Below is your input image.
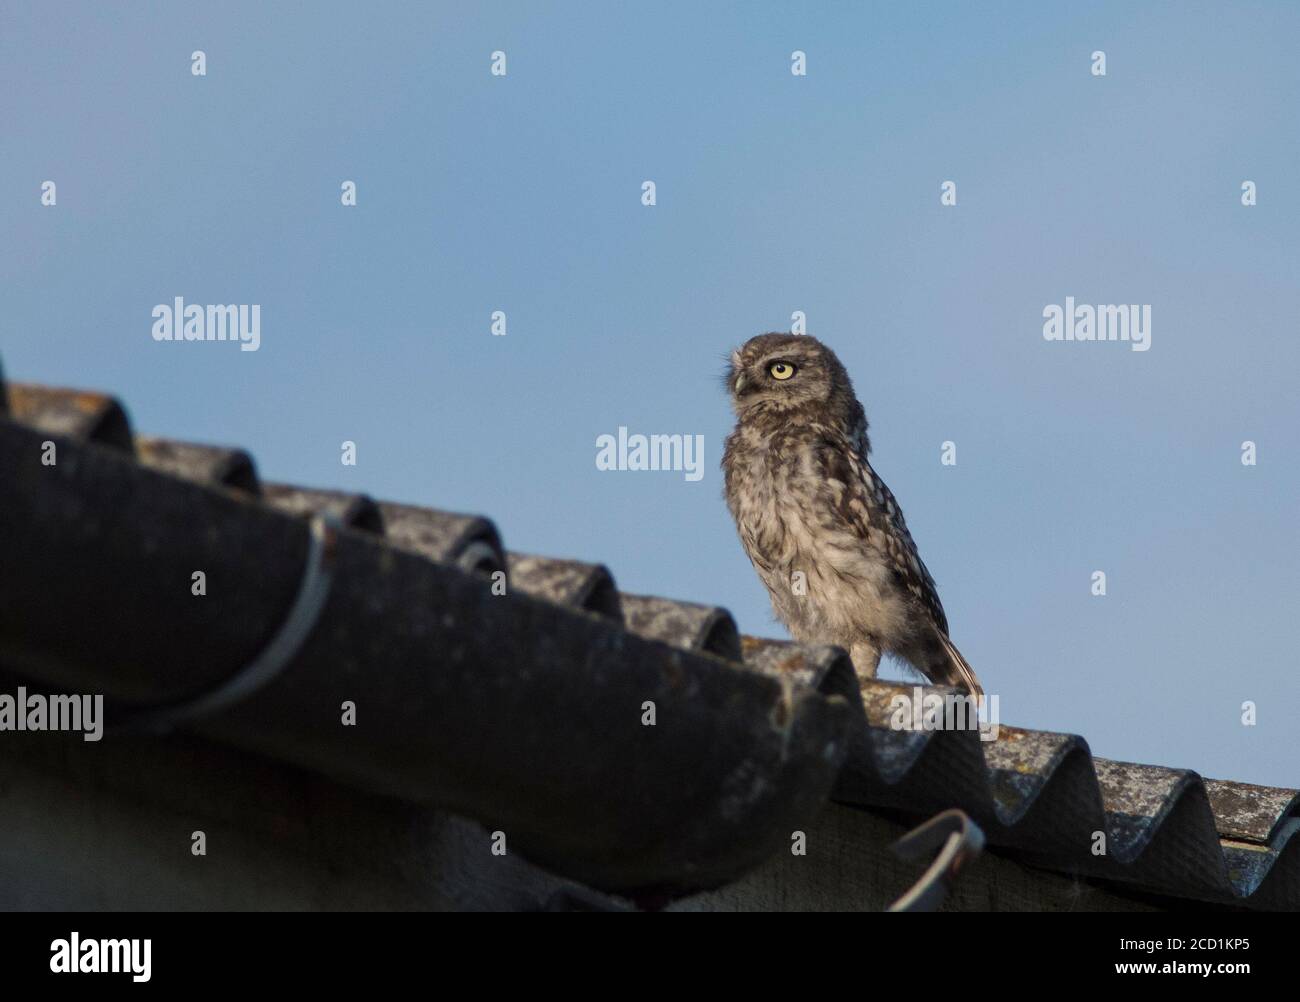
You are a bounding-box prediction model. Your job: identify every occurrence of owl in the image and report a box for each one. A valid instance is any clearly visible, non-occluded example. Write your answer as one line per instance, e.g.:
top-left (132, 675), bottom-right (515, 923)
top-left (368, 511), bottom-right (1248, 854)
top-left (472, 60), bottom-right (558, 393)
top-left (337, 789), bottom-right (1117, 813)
top-left (721, 332), bottom-right (983, 697)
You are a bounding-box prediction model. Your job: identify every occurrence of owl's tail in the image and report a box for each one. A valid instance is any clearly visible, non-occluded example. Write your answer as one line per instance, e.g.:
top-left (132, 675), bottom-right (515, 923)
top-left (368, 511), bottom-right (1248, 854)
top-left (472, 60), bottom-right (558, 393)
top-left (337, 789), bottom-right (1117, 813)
top-left (935, 635), bottom-right (984, 699)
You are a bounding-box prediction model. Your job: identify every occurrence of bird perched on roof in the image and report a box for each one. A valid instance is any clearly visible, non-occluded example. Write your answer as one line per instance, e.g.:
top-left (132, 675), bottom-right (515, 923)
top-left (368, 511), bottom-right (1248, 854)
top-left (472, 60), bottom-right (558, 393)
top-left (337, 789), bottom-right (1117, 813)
top-left (721, 333), bottom-right (982, 697)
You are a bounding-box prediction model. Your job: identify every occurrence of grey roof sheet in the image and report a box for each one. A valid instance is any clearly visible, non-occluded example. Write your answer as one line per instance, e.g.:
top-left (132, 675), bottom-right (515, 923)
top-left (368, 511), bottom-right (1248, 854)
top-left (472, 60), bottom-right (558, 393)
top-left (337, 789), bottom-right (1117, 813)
top-left (1, 366), bottom-right (1296, 909)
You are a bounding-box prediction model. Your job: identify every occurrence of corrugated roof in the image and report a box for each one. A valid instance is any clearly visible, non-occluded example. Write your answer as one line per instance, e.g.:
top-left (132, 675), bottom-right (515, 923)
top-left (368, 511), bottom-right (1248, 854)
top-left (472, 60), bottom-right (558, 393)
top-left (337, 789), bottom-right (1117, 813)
top-left (0, 363), bottom-right (1296, 909)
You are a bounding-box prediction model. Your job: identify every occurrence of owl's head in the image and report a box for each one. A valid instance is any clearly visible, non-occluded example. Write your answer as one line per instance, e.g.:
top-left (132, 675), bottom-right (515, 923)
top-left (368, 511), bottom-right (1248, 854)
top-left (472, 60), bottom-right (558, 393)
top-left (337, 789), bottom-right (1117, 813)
top-left (725, 333), bottom-right (861, 426)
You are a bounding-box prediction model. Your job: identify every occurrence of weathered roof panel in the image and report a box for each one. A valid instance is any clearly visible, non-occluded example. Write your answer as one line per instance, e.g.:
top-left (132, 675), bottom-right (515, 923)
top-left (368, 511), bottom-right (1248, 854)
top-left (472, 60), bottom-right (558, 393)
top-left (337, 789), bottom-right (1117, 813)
top-left (0, 362), bottom-right (1296, 909)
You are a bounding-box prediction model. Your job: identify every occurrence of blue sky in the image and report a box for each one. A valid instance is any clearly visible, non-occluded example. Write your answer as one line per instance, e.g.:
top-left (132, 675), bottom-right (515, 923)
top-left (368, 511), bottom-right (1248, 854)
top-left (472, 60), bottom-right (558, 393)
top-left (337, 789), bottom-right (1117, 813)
top-left (3, 2), bottom-right (1297, 786)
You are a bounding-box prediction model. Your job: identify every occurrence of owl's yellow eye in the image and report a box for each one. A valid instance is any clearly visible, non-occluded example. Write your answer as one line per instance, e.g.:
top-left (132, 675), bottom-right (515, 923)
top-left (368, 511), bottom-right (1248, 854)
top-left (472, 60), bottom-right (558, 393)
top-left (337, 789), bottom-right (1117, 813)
top-left (769, 361), bottom-right (796, 380)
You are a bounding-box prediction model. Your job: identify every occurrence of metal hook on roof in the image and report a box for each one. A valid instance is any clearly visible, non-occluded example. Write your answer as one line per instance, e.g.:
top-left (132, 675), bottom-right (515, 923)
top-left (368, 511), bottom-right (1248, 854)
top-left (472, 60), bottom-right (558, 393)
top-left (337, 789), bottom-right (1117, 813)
top-left (108, 513), bottom-right (339, 735)
top-left (887, 808), bottom-right (985, 912)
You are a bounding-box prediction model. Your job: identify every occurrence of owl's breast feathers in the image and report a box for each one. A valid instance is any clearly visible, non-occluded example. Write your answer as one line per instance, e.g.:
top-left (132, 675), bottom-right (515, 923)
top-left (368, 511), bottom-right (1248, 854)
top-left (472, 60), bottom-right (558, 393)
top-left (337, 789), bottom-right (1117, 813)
top-left (722, 418), bottom-right (951, 638)
top-left (810, 424), bottom-right (950, 636)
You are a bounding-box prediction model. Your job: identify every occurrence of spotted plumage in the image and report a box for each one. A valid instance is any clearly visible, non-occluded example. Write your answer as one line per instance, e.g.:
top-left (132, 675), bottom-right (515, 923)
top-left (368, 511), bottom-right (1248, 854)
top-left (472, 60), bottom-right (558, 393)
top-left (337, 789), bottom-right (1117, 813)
top-left (721, 332), bottom-right (982, 696)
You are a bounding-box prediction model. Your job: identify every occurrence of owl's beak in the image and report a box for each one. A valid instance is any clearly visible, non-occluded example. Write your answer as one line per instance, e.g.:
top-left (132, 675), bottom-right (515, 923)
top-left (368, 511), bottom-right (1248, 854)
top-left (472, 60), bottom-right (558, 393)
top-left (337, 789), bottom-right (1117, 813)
top-left (733, 372), bottom-right (748, 394)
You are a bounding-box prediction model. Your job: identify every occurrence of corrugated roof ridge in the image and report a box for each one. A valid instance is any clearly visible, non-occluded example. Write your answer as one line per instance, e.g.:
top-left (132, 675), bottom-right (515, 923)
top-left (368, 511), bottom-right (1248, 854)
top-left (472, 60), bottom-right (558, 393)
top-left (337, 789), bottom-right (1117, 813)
top-left (1, 369), bottom-right (1296, 908)
top-left (836, 676), bottom-right (1299, 907)
top-left (0, 379), bottom-right (851, 895)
